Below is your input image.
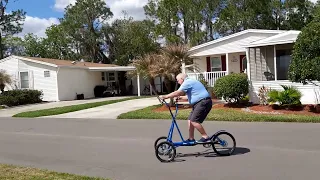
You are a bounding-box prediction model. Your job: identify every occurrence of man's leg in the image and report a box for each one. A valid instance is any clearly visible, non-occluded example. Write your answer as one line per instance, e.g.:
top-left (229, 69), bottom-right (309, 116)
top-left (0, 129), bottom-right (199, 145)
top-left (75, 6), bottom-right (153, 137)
top-left (190, 121), bottom-right (209, 139)
top-left (188, 120), bottom-right (195, 140)
top-left (190, 98), bottom-right (212, 142)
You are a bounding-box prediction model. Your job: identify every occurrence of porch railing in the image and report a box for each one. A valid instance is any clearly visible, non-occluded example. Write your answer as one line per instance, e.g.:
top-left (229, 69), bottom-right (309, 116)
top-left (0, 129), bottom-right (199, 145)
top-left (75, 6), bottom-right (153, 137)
top-left (187, 71), bottom-right (227, 87)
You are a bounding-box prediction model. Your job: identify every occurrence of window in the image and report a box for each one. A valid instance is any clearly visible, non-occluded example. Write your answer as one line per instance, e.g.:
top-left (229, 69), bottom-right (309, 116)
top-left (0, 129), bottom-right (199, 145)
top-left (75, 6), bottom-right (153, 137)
top-left (276, 53), bottom-right (292, 80)
top-left (44, 71), bottom-right (50, 77)
top-left (20, 71), bottom-right (29, 89)
top-left (108, 72), bottom-right (115, 81)
top-left (211, 57), bottom-right (221, 71)
top-left (242, 56), bottom-right (247, 73)
top-left (101, 72), bottom-right (105, 81)
top-left (101, 72), bottom-right (116, 82)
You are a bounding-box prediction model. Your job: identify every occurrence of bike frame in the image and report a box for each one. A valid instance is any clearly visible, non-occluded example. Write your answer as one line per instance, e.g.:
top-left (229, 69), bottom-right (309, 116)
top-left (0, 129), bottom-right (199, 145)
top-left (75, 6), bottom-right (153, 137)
top-left (159, 97), bottom-right (196, 147)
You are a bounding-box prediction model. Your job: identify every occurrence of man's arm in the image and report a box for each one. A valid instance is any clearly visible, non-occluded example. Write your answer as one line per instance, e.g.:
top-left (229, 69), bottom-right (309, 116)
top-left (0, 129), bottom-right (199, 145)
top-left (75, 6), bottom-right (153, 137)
top-left (160, 90), bottom-right (185, 99)
top-left (178, 95), bottom-right (188, 100)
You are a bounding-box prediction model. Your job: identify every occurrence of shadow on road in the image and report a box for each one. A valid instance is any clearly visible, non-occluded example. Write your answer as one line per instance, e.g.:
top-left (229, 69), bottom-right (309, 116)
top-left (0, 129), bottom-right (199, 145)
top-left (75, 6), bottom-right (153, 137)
top-left (174, 147), bottom-right (250, 162)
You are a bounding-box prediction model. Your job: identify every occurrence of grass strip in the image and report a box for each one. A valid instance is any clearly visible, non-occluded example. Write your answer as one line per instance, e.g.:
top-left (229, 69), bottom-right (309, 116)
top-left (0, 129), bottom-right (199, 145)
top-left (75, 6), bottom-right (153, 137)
top-left (13, 96), bottom-right (147, 118)
top-left (0, 163), bottom-right (109, 180)
top-left (117, 105), bottom-right (320, 123)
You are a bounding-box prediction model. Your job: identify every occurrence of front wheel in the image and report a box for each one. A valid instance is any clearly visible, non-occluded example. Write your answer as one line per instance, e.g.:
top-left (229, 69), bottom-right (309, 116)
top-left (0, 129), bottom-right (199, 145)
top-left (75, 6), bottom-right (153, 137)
top-left (155, 141), bottom-right (176, 162)
top-left (154, 136), bottom-right (167, 149)
top-left (212, 131), bottom-right (236, 156)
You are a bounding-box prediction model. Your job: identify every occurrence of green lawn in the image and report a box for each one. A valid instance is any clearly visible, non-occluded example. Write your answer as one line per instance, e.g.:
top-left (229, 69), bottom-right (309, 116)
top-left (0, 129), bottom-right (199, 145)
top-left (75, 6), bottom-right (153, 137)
top-left (117, 105), bottom-right (320, 123)
top-left (0, 164), bottom-right (109, 180)
top-left (13, 96), bottom-right (148, 118)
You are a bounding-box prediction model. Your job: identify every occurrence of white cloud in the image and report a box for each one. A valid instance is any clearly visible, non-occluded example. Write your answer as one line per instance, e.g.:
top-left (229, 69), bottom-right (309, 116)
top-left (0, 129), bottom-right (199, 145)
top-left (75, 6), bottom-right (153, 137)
top-left (54, 0), bottom-right (148, 22)
top-left (309, 0), bottom-right (318, 3)
top-left (17, 16), bottom-right (59, 38)
top-left (54, 0), bottom-right (76, 11)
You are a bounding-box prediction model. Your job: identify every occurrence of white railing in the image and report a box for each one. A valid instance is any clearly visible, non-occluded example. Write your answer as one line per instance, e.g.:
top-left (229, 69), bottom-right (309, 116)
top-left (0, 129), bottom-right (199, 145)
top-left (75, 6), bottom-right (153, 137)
top-left (187, 71), bottom-right (227, 87)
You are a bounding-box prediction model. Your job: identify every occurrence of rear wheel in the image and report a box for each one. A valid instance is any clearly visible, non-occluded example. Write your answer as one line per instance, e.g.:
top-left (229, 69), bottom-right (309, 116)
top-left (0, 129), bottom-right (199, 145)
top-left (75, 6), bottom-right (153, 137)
top-left (212, 131), bottom-right (236, 156)
top-left (155, 141), bottom-right (176, 162)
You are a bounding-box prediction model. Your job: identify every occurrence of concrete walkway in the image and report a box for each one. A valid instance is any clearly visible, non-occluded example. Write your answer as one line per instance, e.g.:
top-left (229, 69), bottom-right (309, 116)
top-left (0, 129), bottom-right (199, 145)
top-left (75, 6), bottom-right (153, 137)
top-left (45, 97), bottom-right (160, 119)
top-left (0, 96), bottom-right (134, 117)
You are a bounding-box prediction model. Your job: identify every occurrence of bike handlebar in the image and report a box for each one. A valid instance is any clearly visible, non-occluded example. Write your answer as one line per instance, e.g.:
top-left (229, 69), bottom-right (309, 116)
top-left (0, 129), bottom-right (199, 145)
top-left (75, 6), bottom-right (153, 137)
top-left (156, 96), bottom-right (180, 106)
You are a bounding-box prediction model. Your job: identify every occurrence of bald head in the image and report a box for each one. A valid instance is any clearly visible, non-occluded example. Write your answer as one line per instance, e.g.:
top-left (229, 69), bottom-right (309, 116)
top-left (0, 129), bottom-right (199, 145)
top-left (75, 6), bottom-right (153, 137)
top-left (176, 73), bottom-right (187, 85)
top-left (176, 73), bottom-right (187, 80)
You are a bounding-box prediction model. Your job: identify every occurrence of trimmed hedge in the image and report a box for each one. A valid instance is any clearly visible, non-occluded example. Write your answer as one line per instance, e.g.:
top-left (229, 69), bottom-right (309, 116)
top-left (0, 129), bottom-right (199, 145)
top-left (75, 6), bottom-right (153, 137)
top-left (213, 73), bottom-right (249, 104)
top-left (0, 89), bottom-right (43, 107)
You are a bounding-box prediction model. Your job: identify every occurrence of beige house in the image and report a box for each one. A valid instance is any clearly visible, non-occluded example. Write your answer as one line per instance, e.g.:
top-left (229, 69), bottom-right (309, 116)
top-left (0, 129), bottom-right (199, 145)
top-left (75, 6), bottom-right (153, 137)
top-left (187, 29), bottom-right (320, 105)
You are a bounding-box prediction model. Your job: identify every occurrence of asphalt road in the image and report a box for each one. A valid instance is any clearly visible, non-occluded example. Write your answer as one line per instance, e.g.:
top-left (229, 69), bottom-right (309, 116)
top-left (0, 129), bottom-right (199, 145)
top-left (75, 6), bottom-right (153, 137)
top-left (0, 117), bottom-right (320, 180)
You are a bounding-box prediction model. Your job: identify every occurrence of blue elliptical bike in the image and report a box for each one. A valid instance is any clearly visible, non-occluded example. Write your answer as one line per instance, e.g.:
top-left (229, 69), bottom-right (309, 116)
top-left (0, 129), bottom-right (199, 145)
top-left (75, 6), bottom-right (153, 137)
top-left (154, 96), bottom-right (236, 162)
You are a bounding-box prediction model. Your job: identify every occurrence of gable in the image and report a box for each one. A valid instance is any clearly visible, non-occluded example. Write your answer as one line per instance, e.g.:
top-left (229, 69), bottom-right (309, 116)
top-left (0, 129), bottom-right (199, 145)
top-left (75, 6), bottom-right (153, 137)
top-left (189, 29), bottom-right (285, 57)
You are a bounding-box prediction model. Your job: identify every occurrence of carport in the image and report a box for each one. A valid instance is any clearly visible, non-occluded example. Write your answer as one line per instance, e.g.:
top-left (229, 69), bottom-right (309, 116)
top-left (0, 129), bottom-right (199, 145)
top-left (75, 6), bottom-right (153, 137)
top-left (88, 66), bottom-right (144, 96)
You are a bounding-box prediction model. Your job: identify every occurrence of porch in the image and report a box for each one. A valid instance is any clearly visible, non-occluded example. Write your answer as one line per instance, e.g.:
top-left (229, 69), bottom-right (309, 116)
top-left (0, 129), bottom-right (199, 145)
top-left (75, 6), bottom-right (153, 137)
top-left (246, 43), bottom-right (293, 82)
top-left (186, 71), bottom-right (227, 87)
top-left (185, 52), bottom-right (248, 87)
top-left (88, 66), bottom-right (164, 97)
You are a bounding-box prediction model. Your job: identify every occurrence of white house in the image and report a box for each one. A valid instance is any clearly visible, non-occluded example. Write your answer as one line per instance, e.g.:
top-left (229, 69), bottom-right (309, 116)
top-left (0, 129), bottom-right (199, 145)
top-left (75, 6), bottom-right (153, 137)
top-left (0, 55), bottom-right (159, 102)
top-left (187, 29), bottom-right (320, 105)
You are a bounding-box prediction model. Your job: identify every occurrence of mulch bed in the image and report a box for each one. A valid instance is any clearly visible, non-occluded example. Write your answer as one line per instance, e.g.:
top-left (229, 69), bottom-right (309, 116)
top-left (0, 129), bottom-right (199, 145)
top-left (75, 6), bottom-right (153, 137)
top-left (247, 104), bottom-right (320, 116)
top-left (153, 98), bottom-right (320, 116)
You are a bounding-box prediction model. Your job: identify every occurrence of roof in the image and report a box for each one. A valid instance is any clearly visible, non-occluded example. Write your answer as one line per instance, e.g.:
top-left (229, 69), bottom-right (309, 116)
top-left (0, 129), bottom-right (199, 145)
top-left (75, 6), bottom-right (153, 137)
top-left (1, 55), bottom-right (135, 71)
top-left (243, 30), bottom-right (301, 47)
top-left (188, 29), bottom-right (286, 53)
top-left (17, 56), bottom-right (119, 68)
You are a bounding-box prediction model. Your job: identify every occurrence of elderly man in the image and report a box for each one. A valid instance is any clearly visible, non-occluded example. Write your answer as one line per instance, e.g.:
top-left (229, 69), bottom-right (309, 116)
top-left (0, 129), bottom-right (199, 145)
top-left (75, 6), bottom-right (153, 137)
top-left (159, 73), bottom-right (212, 143)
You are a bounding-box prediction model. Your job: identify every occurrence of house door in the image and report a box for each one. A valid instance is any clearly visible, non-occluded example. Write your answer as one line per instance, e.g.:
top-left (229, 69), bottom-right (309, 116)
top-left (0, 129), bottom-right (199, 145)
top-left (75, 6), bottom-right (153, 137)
top-left (240, 55), bottom-right (247, 73)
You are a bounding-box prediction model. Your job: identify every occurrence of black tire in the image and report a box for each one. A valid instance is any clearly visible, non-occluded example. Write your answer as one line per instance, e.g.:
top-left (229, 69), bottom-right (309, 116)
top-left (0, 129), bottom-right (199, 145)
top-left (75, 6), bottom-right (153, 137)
top-left (154, 136), bottom-right (167, 149)
top-left (155, 141), bottom-right (176, 162)
top-left (212, 131), bottom-right (236, 156)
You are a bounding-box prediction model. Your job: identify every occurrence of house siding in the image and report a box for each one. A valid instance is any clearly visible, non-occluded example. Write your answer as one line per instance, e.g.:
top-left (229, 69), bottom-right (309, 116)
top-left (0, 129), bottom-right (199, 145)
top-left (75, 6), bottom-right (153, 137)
top-left (0, 57), bottom-right (58, 102)
top-left (250, 81), bottom-right (320, 105)
top-left (249, 46), bottom-right (275, 81)
top-left (0, 56), bottom-right (19, 89)
top-left (57, 68), bottom-right (103, 101)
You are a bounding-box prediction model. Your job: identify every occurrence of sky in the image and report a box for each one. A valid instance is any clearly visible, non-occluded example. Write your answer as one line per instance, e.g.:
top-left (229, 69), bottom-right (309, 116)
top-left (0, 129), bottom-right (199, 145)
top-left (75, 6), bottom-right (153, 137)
top-left (5, 0), bottom-right (319, 38)
top-left (6, 0), bottom-right (149, 38)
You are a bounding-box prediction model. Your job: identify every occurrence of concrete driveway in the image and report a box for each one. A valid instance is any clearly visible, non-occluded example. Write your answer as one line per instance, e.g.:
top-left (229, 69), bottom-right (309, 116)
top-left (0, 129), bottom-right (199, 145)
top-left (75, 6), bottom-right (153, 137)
top-left (45, 97), bottom-right (160, 119)
top-left (0, 96), bottom-right (134, 117)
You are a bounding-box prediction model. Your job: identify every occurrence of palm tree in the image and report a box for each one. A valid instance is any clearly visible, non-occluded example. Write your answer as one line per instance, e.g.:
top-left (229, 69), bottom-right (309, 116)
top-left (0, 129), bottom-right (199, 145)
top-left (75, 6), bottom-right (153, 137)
top-left (160, 44), bottom-right (193, 65)
top-left (0, 70), bottom-right (12, 93)
top-left (157, 44), bottom-right (193, 92)
top-left (126, 53), bottom-right (160, 95)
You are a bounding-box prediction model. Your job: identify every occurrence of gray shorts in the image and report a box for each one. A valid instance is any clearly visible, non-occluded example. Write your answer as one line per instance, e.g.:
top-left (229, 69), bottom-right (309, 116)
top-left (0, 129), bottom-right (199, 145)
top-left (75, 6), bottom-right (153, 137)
top-left (188, 97), bottom-right (212, 123)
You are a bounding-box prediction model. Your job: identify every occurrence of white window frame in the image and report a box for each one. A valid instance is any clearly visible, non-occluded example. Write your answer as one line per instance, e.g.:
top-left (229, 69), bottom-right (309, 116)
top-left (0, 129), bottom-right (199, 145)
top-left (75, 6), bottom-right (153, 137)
top-left (19, 71), bottom-right (29, 89)
top-left (210, 56), bottom-right (222, 72)
top-left (101, 72), bottom-right (116, 82)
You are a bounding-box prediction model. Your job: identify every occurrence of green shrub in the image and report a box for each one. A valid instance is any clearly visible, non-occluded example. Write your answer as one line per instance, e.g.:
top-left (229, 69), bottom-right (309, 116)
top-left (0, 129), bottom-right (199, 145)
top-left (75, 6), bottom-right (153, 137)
top-left (288, 18), bottom-right (320, 83)
top-left (0, 89), bottom-right (43, 107)
top-left (213, 73), bottom-right (249, 104)
top-left (267, 85), bottom-right (302, 107)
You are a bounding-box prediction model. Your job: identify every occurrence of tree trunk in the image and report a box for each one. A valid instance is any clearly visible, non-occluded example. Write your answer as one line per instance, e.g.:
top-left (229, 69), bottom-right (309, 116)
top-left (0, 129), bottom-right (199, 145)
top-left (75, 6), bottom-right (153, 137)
top-left (0, 31), bottom-right (3, 59)
top-left (148, 77), bottom-right (158, 95)
top-left (0, 83), bottom-right (4, 93)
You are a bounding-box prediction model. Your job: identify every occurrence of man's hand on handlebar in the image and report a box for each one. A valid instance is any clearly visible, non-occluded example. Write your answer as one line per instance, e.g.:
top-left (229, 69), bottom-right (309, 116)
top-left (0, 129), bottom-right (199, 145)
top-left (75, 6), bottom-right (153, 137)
top-left (159, 95), bottom-right (167, 100)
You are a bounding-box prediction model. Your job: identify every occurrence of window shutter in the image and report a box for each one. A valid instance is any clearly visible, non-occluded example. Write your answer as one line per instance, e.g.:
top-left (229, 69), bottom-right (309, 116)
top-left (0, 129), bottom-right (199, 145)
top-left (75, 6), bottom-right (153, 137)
top-left (28, 70), bottom-right (34, 89)
top-left (16, 71), bottom-right (20, 89)
top-left (221, 55), bottom-right (226, 71)
top-left (206, 57), bottom-right (211, 72)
